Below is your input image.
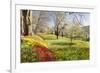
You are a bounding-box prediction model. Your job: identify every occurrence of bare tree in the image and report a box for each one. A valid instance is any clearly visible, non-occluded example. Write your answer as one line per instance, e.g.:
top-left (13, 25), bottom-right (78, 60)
top-left (32, 11), bottom-right (50, 34)
top-left (67, 13), bottom-right (85, 44)
top-left (33, 11), bottom-right (41, 34)
top-left (54, 12), bottom-right (66, 39)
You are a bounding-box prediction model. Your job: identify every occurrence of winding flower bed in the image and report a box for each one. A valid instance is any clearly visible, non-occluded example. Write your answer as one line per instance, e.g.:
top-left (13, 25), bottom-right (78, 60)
top-left (21, 35), bottom-right (56, 63)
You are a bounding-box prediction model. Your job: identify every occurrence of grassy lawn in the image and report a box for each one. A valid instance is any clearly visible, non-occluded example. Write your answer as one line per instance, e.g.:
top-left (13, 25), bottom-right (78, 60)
top-left (21, 33), bottom-right (89, 62)
top-left (38, 33), bottom-right (89, 61)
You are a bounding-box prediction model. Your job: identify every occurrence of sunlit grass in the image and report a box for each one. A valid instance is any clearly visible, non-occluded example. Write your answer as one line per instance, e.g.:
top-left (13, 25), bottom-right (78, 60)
top-left (21, 33), bottom-right (89, 62)
top-left (38, 33), bottom-right (89, 61)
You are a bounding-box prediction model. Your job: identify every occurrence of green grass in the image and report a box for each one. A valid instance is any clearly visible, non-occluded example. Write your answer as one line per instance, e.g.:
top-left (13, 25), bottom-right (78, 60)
top-left (21, 33), bottom-right (89, 62)
top-left (37, 33), bottom-right (57, 40)
top-left (38, 33), bottom-right (90, 61)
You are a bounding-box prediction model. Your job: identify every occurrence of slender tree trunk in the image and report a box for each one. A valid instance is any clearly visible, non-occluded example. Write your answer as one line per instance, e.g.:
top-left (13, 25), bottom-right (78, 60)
top-left (23, 15), bottom-right (28, 36)
top-left (56, 25), bottom-right (59, 39)
top-left (22, 10), bottom-right (29, 36)
top-left (34, 12), bottom-right (41, 34)
top-left (70, 30), bottom-right (73, 48)
top-left (20, 15), bottom-right (23, 35)
top-left (61, 32), bottom-right (63, 37)
top-left (28, 10), bottom-right (33, 35)
top-left (70, 36), bottom-right (72, 44)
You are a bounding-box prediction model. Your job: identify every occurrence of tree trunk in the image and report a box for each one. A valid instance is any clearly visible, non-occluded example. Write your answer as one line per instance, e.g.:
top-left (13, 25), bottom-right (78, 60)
top-left (61, 32), bottom-right (63, 37)
top-left (56, 25), bottom-right (59, 39)
top-left (28, 10), bottom-right (33, 35)
top-left (21, 10), bottom-right (33, 36)
top-left (22, 10), bottom-right (29, 36)
top-left (70, 31), bottom-right (73, 48)
top-left (34, 12), bottom-right (41, 34)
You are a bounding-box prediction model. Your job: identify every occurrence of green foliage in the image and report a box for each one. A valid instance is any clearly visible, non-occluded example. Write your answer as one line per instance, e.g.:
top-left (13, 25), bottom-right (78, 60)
top-left (21, 42), bottom-right (39, 62)
top-left (45, 35), bottom-right (89, 61)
